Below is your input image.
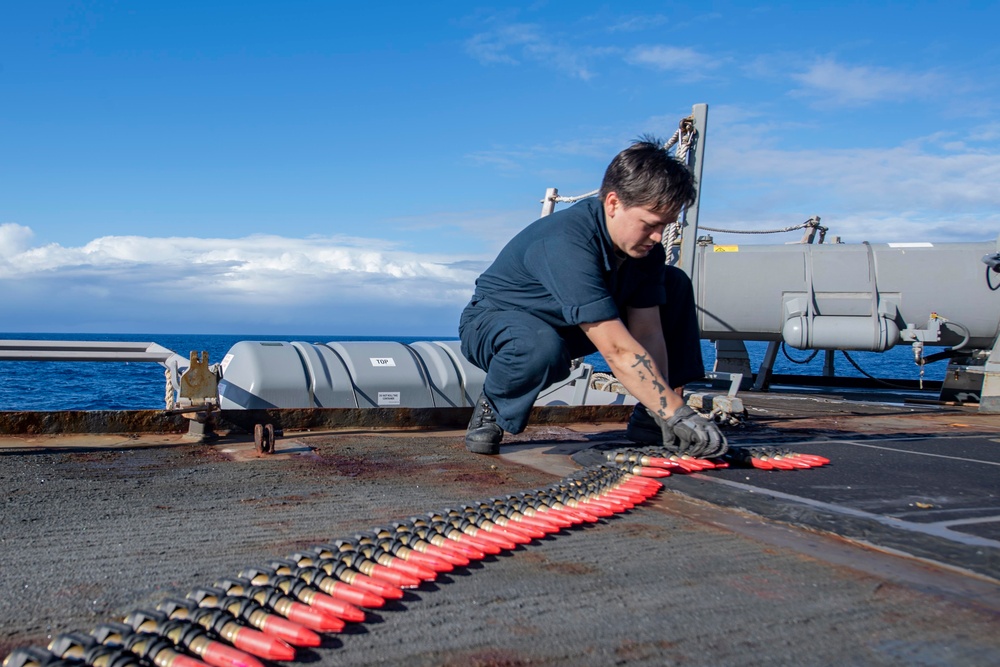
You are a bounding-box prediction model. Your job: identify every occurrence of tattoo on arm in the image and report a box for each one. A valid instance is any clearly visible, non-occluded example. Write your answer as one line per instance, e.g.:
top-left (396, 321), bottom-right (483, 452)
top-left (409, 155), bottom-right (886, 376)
top-left (632, 353), bottom-right (667, 392)
top-left (631, 354), bottom-right (654, 374)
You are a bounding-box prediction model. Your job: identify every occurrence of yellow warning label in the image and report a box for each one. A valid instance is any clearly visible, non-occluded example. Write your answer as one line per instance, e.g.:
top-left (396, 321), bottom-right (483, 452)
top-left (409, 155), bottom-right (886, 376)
top-left (713, 245), bottom-right (740, 252)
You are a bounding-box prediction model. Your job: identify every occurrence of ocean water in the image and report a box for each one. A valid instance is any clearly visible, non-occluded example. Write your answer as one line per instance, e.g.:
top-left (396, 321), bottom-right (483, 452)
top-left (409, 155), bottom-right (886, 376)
top-left (0, 332), bottom-right (948, 411)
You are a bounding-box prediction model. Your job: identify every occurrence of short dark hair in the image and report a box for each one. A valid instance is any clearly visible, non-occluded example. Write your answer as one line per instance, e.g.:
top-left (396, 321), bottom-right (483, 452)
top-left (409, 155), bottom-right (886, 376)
top-left (599, 138), bottom-right (697, 214)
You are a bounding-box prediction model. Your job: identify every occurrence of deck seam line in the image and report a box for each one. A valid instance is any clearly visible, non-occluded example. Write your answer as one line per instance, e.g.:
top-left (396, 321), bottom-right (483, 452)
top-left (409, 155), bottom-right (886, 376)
top-left (833, 440), bottom-right (1000, 465)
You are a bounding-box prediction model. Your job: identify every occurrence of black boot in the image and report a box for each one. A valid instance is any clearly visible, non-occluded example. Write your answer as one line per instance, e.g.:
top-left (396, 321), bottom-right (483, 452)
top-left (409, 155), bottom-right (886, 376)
top-left (626, 404), bottom-right (662, 444)
top-left (465, 392), bottom-right (503, 455)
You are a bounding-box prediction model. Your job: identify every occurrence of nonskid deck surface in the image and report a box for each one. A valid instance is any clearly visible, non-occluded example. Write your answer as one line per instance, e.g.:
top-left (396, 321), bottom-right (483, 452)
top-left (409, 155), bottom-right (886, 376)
top-left (574, 390), bottom-right (1000, 582)
top-left (2, 392), bottom-right (999, 666)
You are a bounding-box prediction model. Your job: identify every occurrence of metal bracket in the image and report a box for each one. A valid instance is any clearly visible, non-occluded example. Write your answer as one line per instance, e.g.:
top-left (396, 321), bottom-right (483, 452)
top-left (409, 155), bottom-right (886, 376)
top-left (701, 371), bottom-right (744, 397)
top-left (536, 363), bottom-right (594, 405)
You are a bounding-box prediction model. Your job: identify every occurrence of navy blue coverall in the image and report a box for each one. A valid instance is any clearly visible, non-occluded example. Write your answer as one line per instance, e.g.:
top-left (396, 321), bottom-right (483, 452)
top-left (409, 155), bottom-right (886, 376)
top-left (459, 198), bottom-right (704, 435)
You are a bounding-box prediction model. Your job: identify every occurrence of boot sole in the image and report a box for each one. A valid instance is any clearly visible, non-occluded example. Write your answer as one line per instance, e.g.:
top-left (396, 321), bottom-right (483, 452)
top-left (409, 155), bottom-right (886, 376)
top-left (465, 439), bottom-right (500, 455)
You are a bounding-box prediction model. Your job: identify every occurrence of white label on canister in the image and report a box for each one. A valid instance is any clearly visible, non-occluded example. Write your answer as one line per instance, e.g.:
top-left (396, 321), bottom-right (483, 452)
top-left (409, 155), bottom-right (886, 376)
top-left (220, 353), bottom-right (234, 374)
top-left (370, 357), bottom-right (396, 367)
top-left (378, 391), bottom-right (401, 406)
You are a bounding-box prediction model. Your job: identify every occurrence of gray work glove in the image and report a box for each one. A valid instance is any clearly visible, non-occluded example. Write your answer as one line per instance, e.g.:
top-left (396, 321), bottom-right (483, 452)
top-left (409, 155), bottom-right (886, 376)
top-left (661, 405), bottom-right (729, 458)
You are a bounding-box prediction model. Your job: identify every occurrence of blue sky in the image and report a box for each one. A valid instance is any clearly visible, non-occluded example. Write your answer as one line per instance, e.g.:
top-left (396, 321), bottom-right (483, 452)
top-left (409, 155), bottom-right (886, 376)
top-left (1, 1), bottom-right (998, 336)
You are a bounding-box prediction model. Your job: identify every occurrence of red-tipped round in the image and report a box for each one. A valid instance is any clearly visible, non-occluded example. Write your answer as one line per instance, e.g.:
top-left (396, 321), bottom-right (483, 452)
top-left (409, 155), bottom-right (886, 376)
top-left (764, 457), bottom-right (796, 470)
top-left (307, 591), bottom-right (367, 623)
top-left (527, 509), bottom-right (575, 527)
top-left (490, 523), bottom-right (536, 543)
top-left (555, 506), bottom-right (600, 523)
top-left (200, 642), bottom-right (266, 667)
top-left (367, 562), bottom-right (422, 588)
top-left (776, 456), bottom-right (812, 469)
top-left (401, 549), bottom-right (454, 572)
top-left (621, 479), bottom-right (662, 496)
top-left (570, 499), bottom-right (615, 517)
top-left (478, 523), bottom-right (529, 544)
top-left (231, 628), bottom-right (296, 661)
top-left (600, 492), bottom-right (638, 508)
top-left (539, 508), bottom-right (583, 526)
top-left (429, 537), bottom-right (486, 560)
top-left (285, 602), bottom-right (346, 632)
top-left (495, 518), bottom-right (547, 538)
top-left (645, 456), bottom-right (681, 469)
top-left (172, 656), bottom-right (213, 667)
top-left (635, 466), bottom-right (671, 478)
top-left (344, 572), bottom-right (405, 599)
top-left (259, 613), bottom-right (323, 647)
top-left (627, 480), bottom-right (663, 495)
top-left (417, 543), bottom-right (472, 566)
top-left (605, 477), bottom-right (651, 502)
top-left (595, 491), bottom-right (631, 505)
top-left (508, 514), bottom-right (561, 533)
top-left (619, 477), bottom-right (658, 491)
top-left (669, 457), bottom-right (703, 472)
top-left (751, 458), bottom-right (774, 469)
top-left (451, 533), bottom-right (502, 554)
top-left (383, 557), bottom-right (437, 581)
top-left (466, 528), bottom-right (517, 550)
top-left (581, 496), bottom-right (627, 512)
top-left (323, 580), bottom-right (387, 608)
top-left (618, 484), bottom-right (657, 500)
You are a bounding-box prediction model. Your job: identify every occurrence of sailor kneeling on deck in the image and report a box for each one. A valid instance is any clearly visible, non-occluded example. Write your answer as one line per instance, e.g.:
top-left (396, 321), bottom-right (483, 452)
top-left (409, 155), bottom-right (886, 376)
top-left (459, 139), bottom-right (727, 458)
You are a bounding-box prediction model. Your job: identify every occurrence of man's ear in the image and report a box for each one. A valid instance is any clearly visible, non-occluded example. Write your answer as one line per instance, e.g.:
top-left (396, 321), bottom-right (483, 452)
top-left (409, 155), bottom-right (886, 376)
top-left (604, 191), bottom-right (621, 216)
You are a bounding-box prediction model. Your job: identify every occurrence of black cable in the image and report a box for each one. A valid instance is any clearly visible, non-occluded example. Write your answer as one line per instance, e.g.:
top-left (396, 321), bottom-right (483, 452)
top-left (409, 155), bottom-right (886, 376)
top-left (840, 350), bottom-right (919, 390)
top-left (941, 319), bottom-right (971, 352)
top-left (780, 342), bottom-right (819, 365)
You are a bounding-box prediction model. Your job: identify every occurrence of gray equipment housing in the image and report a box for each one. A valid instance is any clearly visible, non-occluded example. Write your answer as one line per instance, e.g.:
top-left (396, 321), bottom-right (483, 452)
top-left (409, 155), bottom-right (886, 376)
top-left (219, 340), bottom-right (481, 410)
top-left (694, 240), bottom-right (1000, 351)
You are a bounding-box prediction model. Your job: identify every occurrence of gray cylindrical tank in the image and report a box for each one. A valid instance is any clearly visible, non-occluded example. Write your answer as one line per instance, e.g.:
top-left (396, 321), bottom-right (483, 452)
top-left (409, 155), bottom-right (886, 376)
top-left (695, 240), bottom-right (1000, 350)
top-left (217, 341), bottom-right (306, 409)
top-left (218, 340), bottom-right (473, 410)
top-left (782, 315), bottom-right (901, 351)
top-left (324, 341), bottom-right (435, 408)
top-left (408, 340), bottom-right (485, 408)
top-left (291, 341), bottom-right (358, 408)
top-left (218, 340), bottom-right (358, 409)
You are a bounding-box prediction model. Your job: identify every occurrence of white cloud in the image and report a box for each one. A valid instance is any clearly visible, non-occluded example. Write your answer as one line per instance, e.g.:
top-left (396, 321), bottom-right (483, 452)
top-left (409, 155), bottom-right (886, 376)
top-left (627, 45), bottom-right (713, 73)
top-left (464, 22), bottom-right (598, 80)
top-left (0, 223), bottom-right (35, 257)
top-left (0, 231), bottom-right (487, 334)
top-left (607, 14), bottom-right (669, 32)
top-left (700, 117), bottom-right (1000, 244)
top-left (969, 122), bottom-right (1000, 144)
top-left (789, 58), bottom-right (945, 107)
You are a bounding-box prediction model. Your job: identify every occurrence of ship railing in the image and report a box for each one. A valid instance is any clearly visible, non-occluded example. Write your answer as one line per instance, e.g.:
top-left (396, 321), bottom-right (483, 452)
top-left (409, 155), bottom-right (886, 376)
top-left (0, 340), bottom-right (185, 366)
top-left (0, 340), bottom-right (196, 410)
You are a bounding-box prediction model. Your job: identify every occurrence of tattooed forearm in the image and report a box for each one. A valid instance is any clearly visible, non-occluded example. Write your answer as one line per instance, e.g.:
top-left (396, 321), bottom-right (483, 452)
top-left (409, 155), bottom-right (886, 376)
top-left (632, 353), bottom-right (667, 393)
top-left (631, 353), bottom-right (655, 374)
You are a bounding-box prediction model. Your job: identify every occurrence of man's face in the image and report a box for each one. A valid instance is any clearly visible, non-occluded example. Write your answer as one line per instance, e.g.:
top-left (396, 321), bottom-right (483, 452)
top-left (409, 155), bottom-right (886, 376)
top-left (604, 192), bottom-right (677, 259)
